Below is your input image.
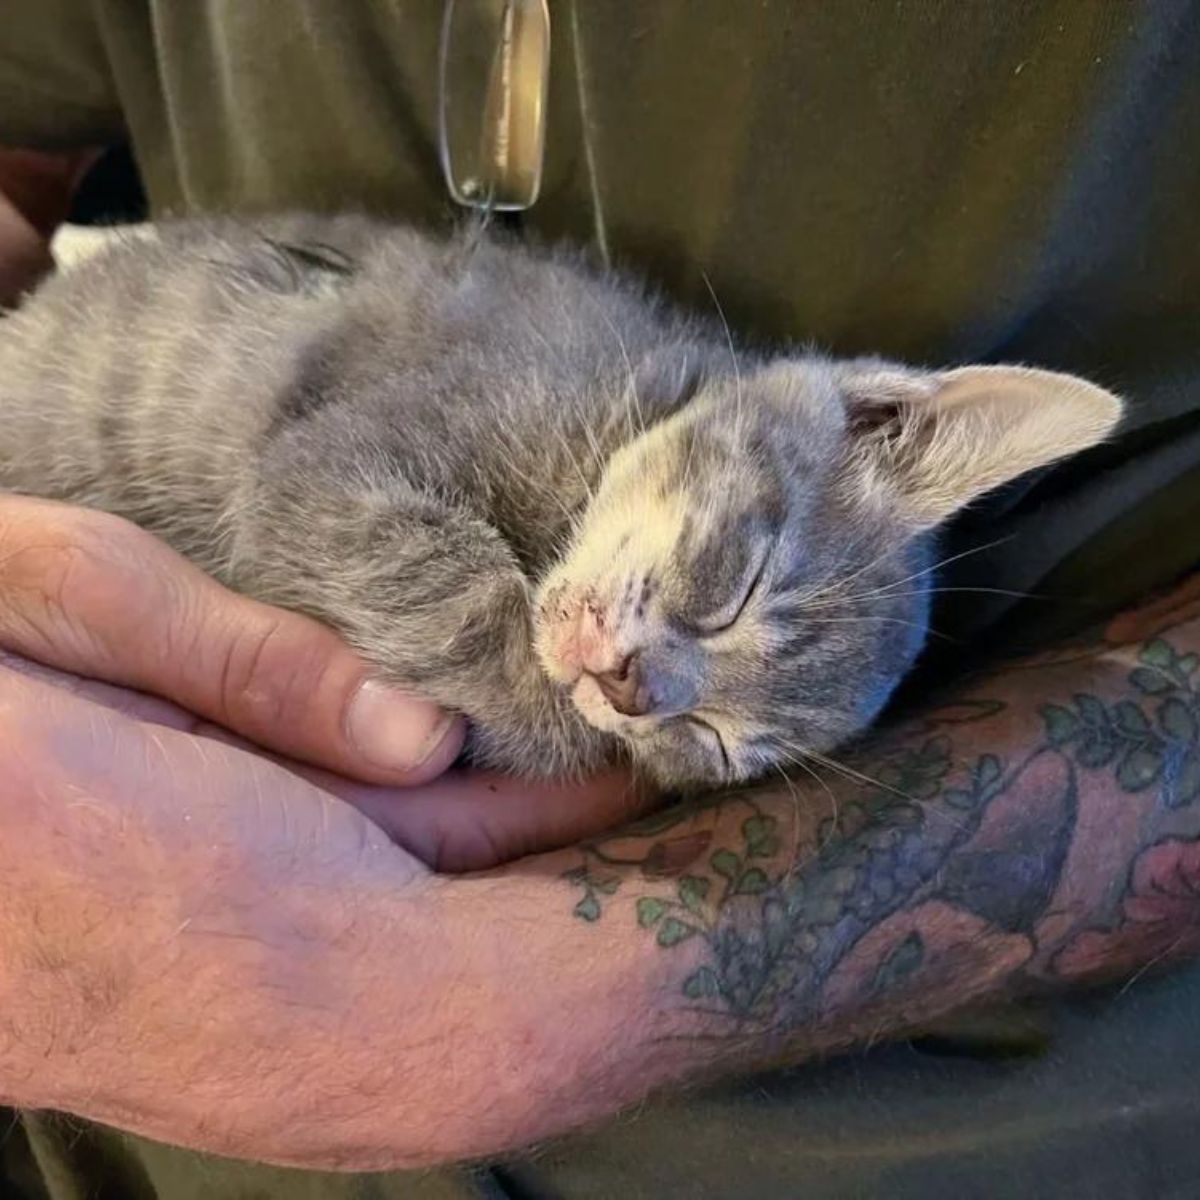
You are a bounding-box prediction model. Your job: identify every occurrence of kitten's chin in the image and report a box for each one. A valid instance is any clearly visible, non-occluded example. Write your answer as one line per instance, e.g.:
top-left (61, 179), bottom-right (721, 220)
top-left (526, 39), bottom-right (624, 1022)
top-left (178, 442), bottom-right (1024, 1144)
top-left (571, 683), bottom-right (731, 789)
top-left (629, 748), bottom-right (732, 793)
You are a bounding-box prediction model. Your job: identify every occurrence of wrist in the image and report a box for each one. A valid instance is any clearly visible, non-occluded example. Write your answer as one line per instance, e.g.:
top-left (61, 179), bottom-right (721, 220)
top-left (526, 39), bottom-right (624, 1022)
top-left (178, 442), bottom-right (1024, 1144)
top-left (402, 871), bottom-right (693, 1162)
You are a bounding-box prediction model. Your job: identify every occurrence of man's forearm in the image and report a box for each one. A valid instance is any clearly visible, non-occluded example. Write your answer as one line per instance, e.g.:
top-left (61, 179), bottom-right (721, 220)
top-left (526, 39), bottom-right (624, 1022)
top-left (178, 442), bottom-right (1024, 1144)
top-left (478, 576), bottom-right (1200, 1149)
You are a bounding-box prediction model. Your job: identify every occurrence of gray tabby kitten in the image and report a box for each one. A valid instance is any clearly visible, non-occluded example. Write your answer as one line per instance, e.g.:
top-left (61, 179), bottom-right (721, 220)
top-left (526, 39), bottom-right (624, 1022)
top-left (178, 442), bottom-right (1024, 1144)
top-left (0, 216), bottom-right (1121, 787)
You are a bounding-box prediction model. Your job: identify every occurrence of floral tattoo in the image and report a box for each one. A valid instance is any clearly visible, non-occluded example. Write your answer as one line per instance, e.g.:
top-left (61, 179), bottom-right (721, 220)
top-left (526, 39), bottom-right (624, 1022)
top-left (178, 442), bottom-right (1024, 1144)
top-left (562, 596), bottom-right (1200, 1043)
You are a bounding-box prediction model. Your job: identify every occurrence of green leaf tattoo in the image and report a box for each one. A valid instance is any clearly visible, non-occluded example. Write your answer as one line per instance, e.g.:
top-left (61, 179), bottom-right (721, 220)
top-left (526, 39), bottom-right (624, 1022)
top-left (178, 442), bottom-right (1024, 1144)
top-left (658, 918), bottom-right (699, 947)
top-left (560, 632), bottom-right (1200, 1023)
top-left (711, 850), bottom-right (741, 880)
top-left (637, 897), bottom-right (667, 928)
top-left (1043, 639), bottom-right (1200, 799)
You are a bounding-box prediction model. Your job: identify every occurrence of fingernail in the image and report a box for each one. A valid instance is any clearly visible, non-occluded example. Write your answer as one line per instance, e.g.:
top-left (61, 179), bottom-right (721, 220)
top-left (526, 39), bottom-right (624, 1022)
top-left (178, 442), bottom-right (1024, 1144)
top-left (346, 680), bottom-right (460, 773)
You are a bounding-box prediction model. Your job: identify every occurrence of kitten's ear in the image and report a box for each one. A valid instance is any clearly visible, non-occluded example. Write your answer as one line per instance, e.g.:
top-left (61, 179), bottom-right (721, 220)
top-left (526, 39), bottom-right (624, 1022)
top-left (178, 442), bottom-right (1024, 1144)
top-left (841, 363), bottom-right (1123, 528)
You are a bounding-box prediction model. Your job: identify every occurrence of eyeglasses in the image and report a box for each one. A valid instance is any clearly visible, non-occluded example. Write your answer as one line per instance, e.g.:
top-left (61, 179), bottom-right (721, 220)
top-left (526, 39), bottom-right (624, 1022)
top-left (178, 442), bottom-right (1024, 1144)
top-left (438, 0), bottom-right (551, 213)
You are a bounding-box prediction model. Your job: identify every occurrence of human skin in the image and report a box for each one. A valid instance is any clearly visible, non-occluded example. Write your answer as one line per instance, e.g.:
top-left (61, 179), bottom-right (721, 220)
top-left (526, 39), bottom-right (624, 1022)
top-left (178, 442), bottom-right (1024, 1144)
top-left (2, 491), bottom-right (1198, 1169)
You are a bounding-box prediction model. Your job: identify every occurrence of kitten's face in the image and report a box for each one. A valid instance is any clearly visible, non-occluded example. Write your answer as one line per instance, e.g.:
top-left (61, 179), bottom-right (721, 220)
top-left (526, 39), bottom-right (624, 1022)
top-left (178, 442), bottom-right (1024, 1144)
top-left (534, 363), bottom-right (929, 788)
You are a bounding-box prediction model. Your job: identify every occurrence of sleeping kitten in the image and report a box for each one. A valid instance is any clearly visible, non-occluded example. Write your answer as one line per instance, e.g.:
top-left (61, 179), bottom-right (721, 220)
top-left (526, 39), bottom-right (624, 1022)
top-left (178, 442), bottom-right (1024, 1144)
top-left (0, 216), bottom-right (1121, 787)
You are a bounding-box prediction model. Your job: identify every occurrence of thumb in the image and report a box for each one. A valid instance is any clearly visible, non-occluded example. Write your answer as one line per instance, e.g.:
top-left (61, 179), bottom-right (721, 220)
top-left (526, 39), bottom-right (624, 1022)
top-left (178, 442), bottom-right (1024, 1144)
top-left (0, 496), bottom-right (463, 784)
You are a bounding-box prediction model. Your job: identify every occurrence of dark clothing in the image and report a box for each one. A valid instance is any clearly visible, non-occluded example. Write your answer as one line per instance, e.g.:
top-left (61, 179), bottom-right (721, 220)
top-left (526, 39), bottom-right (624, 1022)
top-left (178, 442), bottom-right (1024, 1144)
top-left (10, 963), bottom-right (1200, 1200)
top-left (3, 2), bottom-right (1200, 1195)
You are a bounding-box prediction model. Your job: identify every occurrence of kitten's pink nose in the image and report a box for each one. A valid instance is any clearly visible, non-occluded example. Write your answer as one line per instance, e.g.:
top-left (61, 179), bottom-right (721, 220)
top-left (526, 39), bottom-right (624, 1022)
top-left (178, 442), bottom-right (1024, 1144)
top-left (591, 653), bottom-right (651, 717)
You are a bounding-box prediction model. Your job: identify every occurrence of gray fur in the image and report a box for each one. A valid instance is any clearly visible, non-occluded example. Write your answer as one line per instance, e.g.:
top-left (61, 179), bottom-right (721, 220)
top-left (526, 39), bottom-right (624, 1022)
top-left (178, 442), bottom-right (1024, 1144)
top-left (0, 216), bottom-right (1121, 787)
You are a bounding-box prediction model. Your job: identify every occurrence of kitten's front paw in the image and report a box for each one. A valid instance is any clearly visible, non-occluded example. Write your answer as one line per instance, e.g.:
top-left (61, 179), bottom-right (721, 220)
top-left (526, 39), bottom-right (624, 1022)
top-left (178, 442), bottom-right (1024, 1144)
top-left (461, 699), bottom-right (623, 781)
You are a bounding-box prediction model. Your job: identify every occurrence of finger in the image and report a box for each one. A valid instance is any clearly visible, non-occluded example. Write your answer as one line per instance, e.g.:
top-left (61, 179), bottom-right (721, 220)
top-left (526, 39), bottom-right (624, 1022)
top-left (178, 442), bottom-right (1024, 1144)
top-left (3, 622), bottom-right (654, 875)
top-left (1, 647), bottom-right (656, 874)
top-left (0, 659), bottom-right (426, 888)
top-left (299, 765), bottom-right (657, 872)
top-left (183, 712), bottom-right (655, 870)
top-left (0, 146), bottom-right (100, 239)
top-left (0, 648), bottom-right (200, 731)
top-left (0, 497), bottom-right (463, 784)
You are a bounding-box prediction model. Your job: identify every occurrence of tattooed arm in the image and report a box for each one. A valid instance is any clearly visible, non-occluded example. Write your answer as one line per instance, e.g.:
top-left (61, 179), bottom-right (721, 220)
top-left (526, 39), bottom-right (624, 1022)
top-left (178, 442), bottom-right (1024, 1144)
top-left (472, 574), bottom-right (1200, 1136)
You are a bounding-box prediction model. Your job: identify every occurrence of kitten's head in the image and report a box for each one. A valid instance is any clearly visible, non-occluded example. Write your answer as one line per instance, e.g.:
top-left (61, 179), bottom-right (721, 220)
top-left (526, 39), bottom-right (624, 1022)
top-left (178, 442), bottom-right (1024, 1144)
top-left (535, 353), bottom-right (1121, 788)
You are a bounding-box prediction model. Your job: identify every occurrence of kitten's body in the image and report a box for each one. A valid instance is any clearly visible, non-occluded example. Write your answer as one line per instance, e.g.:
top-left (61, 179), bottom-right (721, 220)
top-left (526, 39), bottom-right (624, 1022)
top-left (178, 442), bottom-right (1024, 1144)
top-left (1, 217), bottom-right (648, 574)
top-left (0, 216), bottom-right (1121, 786)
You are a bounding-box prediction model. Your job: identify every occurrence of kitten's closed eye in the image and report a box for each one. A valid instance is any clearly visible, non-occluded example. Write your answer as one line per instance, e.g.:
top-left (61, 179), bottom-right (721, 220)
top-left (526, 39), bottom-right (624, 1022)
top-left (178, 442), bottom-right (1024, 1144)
top-left (691, 552), bottom-right (769, 637)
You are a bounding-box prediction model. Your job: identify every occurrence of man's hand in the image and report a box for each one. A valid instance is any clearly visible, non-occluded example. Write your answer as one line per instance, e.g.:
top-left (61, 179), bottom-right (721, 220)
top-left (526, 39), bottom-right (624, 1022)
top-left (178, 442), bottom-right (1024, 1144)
top-left (10, 569), bottom-right (1200, 1173)
top-left (0, 495), bottom-right (648, 868)
top-left (0, 494), bottom-right (464, 782)
top-left (0, 654), bottom-right (660, 1168)
top-left (0, 495), bottom-right (651, 1168)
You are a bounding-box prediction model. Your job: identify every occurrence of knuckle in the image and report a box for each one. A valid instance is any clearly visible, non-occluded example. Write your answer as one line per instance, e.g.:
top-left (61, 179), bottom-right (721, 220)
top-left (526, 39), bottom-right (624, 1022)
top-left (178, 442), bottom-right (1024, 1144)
top-left (215, 616), bottom-right (339, 736)
top-left (0, 503), bottom-right (159, 650)
top-left (0, 504), bottom-right (138, 598)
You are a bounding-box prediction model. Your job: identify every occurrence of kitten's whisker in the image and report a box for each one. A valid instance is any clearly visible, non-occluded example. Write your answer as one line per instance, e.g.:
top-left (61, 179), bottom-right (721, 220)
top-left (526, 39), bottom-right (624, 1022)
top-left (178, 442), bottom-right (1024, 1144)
top-left (791, 614), bottom-right (957, 642)
top-left (773, 742), bottom-right (969, 834)
top-left (681, 356), bottom-right (700, 492)
top-left (783, 534), bottom-right (906, 612)
top-left (794, 536), bottom-right (1019, 612)
top-left (593, 305), bottom-right (647, 440)
top-left (776, 758), bottom-right (835, 865)
top-left (815, 529), bottom-right (909, 591)
top-left (896, 585), bottom-right (1041, 600)
top-left (700, 270), bottom-right (744, 438)
top-left (803, 584), bottom-right (1038, 611)
top-left (577, 416), bottom-right (607, 481)
top-left (548, 420), bottom-right (597, 506)
top-left (784, 746), bottom-right (899, 797)
top-left (861, 536), bottom-right (1015, 597)
top-left (772, 739), bottom-right (868, 796)
top-left (851, 535), bottom-right (1013, 599)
